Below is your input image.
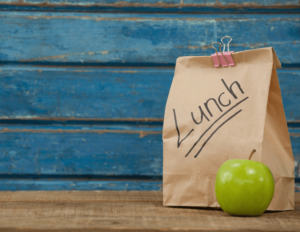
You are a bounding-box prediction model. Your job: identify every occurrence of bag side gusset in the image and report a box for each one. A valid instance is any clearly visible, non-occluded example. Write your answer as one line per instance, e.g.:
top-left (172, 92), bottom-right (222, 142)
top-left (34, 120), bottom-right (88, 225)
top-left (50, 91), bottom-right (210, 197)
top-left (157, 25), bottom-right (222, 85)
top-left (262, 48), bottom-right (294, 210)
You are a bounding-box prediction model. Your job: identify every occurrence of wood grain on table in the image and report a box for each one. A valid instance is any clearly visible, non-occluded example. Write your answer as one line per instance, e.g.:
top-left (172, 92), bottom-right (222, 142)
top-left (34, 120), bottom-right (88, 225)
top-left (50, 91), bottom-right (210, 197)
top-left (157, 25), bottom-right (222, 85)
top-left (0, 191), bottom-right (299, 232)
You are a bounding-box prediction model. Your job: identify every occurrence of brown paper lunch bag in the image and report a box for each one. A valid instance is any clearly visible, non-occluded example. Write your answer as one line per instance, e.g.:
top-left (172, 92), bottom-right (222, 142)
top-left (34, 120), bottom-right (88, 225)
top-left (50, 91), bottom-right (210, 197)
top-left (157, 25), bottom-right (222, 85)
top-left (162, 47), bottom-right (295, 211)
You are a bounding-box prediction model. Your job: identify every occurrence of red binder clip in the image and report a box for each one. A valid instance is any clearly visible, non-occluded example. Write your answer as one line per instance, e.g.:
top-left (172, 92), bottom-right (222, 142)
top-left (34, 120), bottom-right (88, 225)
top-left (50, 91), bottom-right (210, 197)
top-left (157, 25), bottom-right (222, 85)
top-left (211, 36), bottom-right (235, 68)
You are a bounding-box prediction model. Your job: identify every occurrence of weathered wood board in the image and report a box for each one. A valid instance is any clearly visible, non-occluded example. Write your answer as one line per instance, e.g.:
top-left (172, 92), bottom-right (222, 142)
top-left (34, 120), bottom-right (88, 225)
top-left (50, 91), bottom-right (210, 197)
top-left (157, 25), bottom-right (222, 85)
top-left (1, 0), bottom-right (299, 13)
top-left (0, 125), bottom-right (299, 177)
top-left (0, 66), bottom-right (172, 120)
top-left (0, 180), bottom-right (162, 191)
top-left (0, 124), bottom-right (163, 176)
top-left (0, 180), bottom-right (298, 191)
top-left (1, 66), bottom-right (300, 121)
top-left (0, 13), bottom-right (300, 65)
top-left (0, 191), bottom-right (298, 231)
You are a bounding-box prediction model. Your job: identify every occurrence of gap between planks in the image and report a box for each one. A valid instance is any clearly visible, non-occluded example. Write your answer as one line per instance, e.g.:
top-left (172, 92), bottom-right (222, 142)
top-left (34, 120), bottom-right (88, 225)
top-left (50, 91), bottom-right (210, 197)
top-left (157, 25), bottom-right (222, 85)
top-left (0, 191), bottom-right (163, 202)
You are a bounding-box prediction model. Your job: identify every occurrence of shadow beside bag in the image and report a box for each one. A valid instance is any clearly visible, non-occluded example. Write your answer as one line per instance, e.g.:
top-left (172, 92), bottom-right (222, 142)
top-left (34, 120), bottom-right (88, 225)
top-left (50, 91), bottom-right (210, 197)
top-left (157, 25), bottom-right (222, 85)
top-left (162, 46), bottom-right (294, 211)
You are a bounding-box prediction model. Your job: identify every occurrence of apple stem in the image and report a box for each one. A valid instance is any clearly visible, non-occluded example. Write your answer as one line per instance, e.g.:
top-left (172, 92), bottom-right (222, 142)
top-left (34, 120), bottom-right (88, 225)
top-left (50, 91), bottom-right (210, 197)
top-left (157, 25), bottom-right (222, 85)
top-left (249, 149), bottom-right (256, 160)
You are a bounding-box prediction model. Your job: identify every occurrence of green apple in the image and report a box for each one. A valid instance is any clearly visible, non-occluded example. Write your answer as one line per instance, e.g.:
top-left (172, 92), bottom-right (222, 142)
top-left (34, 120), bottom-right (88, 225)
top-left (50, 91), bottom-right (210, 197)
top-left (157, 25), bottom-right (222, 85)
top-left (215, 150), bottom-right (275, 216)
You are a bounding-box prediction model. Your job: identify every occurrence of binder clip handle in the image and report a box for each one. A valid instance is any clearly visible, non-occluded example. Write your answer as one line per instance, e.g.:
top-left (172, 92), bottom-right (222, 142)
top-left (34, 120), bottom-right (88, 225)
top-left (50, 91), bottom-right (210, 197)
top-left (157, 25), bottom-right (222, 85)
top-left (221, 36), bottom-right (232, 52)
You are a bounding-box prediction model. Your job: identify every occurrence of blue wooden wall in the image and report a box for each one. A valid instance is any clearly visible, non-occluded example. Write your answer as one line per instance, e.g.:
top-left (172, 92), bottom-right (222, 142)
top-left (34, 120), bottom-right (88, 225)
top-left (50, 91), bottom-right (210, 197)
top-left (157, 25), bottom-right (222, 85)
top-left (0, 0), bottom-right (300, 191)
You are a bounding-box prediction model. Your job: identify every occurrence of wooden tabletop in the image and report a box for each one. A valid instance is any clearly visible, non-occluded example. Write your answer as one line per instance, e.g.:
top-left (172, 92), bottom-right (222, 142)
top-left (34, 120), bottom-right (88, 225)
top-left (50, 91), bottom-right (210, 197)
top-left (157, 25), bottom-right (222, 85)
top-left (0, 191), bottom-right (299, 232)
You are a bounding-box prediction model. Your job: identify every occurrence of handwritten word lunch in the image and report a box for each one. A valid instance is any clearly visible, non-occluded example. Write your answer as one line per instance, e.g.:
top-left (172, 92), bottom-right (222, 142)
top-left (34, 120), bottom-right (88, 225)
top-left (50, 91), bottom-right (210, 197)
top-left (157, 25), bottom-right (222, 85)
top-left (173, 79), bottom-right (249, 158)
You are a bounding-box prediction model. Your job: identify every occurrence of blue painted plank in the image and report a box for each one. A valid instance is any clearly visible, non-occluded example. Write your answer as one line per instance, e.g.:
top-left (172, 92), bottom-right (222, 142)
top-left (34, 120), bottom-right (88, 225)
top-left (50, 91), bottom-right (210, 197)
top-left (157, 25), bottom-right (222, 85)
top-left (289, 128), bottom-right (300, 173)
top-left (0, 124), bottom-right (163, 131)
top-left (0, 66), bottom-right (171, 120)
top-left (0, 180), bottom-right (298, 191)
top-left (1, 66), bottom-right (300, 121)
top-left (0, 125), bottom-right (163, 176)
top-left (0, 13), bottom-right (300, 65)
top-left (0, 180), bottom-right (162, 191)
top-left (0, 0), bottom-right (299, 13)
top-left (278, 69), bottom-right (300, 122)
top-left (0, 125), bottom-right (299, 177)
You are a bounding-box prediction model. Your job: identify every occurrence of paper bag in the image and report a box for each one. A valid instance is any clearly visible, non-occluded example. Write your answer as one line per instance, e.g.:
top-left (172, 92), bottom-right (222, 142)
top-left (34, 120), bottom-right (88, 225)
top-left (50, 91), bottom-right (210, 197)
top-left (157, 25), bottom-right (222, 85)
top-left (163, 47), bottom-right (294, 210)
